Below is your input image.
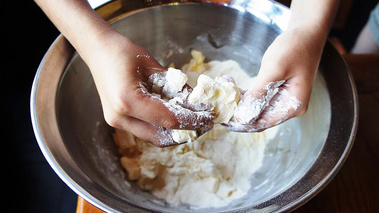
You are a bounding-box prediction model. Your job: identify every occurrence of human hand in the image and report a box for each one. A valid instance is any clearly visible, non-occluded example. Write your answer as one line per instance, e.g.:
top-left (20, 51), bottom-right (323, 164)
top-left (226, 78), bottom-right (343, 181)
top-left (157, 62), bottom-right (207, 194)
top-left (223, 0), bottom-right (339, 132)
top-left (34, 0), bottom-right (213, 147)
top-left (82, 31), bottom-right (214, 146)
top-left (35, 0), bottom-right (337, 139)
top-left (224, 27), bottom-right (324, 132)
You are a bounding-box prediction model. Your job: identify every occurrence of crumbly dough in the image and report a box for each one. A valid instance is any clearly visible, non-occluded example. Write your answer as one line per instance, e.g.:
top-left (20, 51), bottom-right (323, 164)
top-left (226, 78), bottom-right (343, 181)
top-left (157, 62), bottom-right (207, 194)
top-left (162, 67), bottom-right (188, 98)
top-left (164, 58), bottom-right (241, 125)
top-left (114, 125), bottom-right (266, 209)
top-left (168, 50), bottom-right (251, 143)
top-left (168, 70), bottom-right (241, 143)
top-left (114, 51), bottom-right (268, 209)
top-left (187, 74), bottom-right (240, 124)
top-left (170, 72), bottom-right (241, 143)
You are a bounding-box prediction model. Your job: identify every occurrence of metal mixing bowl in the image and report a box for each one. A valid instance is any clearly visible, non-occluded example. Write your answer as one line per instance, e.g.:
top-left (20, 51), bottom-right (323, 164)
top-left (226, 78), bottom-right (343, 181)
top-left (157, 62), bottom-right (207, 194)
top-left (31, 0), bottom-right (358, 212)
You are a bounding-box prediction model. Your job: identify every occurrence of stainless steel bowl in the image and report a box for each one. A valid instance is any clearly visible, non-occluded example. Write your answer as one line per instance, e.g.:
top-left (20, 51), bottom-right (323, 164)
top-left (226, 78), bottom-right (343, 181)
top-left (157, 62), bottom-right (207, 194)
top-left (31, 0), bottom-right (358, 212)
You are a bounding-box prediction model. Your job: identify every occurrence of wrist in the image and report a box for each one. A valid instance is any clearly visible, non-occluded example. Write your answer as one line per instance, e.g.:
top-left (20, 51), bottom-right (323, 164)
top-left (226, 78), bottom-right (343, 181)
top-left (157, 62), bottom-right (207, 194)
top-left (35, 0), bottom-right (120, 61)
top-left (287, 0), bottom-right (339, 44)
top-left (286, 24), bottom-right (328, 46)
top-left (277, 27), bottom-right (325, 69)
top-left (76, 24), bottom-right (126, 64)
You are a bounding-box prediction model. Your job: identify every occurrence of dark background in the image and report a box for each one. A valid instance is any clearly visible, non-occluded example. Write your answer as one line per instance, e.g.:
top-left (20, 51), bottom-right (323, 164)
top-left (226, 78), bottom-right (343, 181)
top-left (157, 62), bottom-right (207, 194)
top-left (1, 0), bottom-right (377, 212)
top-left (2, 1), bottom-right (75, 212)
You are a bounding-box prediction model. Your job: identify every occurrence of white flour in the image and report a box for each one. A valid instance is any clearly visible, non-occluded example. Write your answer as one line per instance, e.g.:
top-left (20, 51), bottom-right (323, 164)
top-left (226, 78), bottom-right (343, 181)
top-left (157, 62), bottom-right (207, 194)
top-left (148, 57), bottom-right (250, 143)
top-left (115, 51), bottom-right (301, 209)
top-left (230, 82), bottom-right (301, 132)
top-left (148, 67), bottom-right (215, 143)
top-left (114, 124), bottom-right (267, 209)
top-left (234, 80), bottom-right (285, 124)
top-left (114, 52), bottom-right (272, 209)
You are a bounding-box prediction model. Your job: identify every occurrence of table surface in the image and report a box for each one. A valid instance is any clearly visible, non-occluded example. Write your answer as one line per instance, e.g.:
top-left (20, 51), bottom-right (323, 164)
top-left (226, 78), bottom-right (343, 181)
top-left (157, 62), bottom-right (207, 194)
top-left (76, 54), bottom-right (379, 213)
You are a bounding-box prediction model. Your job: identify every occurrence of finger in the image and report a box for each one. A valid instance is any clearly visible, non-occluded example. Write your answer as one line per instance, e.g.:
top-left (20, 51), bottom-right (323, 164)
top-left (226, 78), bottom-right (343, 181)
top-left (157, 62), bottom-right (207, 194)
top-left (281, 77), bottom-right (312, 116)
top-left (252, 86), bottom-right (301, 129)
top-left (222, 122), bottom-right (263, 133)
top-left (225, 84), bottom-right (302, 133)
top-left (225, 85), bottom-right (302, 132)
top-left (148, 70), bottom-right (193, 100)
top-left (121, 84), bottom-right (214, 130)
top-left (234, 80), bottom-right (285, 124)
top-left (127, 45), bottom-right (166, 79)
top-left (115, 55), bottom-right (215, 131)
top-left (114, 115), bottom-right (182, 147)
top-left (147, 69), bottom-right (212, 113)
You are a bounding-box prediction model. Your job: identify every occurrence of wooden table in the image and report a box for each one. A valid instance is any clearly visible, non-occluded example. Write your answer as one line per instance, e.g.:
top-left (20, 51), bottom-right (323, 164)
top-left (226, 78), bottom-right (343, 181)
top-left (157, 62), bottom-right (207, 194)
top-left (76, 54), bottom-right (379, 213)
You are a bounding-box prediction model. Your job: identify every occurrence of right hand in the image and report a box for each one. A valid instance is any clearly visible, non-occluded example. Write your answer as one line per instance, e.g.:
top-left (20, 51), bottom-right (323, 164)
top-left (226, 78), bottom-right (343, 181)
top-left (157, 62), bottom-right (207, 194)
top-left (82, 30), bottom-right (214, 147)
top-left (224, 27), bottom-right (318, 132)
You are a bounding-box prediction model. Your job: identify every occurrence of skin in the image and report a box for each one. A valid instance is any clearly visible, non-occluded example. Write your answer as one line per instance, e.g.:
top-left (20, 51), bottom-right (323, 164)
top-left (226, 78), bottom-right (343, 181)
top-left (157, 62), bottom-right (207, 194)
top-left (226, 0), bottom-right (339, 131)
top-left (34, 0), bottom-right (214, 147)
top-left (35, 0), bottom-right (339, 146)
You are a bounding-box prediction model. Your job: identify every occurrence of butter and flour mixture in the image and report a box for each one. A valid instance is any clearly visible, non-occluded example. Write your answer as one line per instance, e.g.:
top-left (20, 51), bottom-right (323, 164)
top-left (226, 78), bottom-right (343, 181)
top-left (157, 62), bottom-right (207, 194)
top-left (113, 51), bottom-right (269, 209)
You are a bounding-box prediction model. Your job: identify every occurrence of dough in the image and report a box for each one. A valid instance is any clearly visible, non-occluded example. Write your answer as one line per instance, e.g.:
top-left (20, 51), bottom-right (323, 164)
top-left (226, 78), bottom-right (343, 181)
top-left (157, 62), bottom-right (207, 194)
top-left (187, 74), bottom-right (240, 124)
top-left (114, 52), bottom-right (269, 209)
top-left (164, 51), bottom-right (247, 143)
top-left (170, 71), bottom-right (241, 143)
top-left (162, 67), bottom-right (188, 98)
top-left (114, 125), bottom-right (266, 209)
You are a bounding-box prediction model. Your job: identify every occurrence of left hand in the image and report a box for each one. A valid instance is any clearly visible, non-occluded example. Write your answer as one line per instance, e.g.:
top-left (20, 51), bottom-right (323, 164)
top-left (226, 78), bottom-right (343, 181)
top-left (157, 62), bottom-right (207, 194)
top-left (224, 27), bottom-right (324, 132)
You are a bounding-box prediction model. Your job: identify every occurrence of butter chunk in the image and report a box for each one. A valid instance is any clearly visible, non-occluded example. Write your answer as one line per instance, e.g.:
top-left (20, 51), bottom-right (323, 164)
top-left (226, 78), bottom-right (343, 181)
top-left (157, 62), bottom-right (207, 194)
top-left (162, 67), bottom-right (188, 98)
top-left (171, 129), bottom-right (197, 143)
top-left (188, 74), bottom-right (241, 124)
top-left (188, 50), bottom-right (207, 74)
top-left (120, 156), bottom-right (140, 180)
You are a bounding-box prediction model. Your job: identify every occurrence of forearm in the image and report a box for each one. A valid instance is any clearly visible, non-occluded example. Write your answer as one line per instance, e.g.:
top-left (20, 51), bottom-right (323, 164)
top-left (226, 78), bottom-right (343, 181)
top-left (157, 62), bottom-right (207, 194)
top-left (34, 0), bottom-right (115, 60)
top-left (288, 0), bottom-right (339, 41)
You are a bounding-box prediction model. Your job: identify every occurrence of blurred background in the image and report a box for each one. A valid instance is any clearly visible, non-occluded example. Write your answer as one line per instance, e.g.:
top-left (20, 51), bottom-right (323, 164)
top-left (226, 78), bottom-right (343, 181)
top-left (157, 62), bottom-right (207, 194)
top-left (2, 0), bottom-right (377, 212)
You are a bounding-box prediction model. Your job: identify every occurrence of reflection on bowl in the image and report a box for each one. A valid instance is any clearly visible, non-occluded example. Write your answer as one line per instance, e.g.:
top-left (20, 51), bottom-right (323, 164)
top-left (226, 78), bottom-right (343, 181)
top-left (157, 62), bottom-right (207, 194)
top-left (31, 0), bottom-right (357, 212)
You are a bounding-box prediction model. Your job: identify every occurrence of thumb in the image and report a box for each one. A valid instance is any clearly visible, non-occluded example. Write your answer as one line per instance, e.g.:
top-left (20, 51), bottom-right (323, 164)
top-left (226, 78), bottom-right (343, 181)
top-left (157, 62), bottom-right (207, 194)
top-left (234, 79), bottom-right (285, 124)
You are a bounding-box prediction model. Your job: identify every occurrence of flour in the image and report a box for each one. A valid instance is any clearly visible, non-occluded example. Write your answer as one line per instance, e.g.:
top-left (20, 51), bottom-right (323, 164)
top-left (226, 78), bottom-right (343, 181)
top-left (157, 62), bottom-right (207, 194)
top-left (162, 68), bottom-right (188, 98)
top-left (226, 84), bottom-right (301, 132)
top-left (148, 64), bottom-right (241, 143)
top-left (147, 50), bottom-right (301, 141)
top-left (162, 38), bottom-right (184, 59)
top-left (136, 54), bottom-right (151, 58)
top-left (233, 80), bottom-right (285, 124)
top-left (255, 88), bottom-right (302, 126)
top-left (147, 68), bottom-right (216, 143)
top-left (187, 74), bottom-right (241, 124)
top-left (114, 125), bottom-right (267, 209)
top-left (114, 51), bottom-right (293, 209)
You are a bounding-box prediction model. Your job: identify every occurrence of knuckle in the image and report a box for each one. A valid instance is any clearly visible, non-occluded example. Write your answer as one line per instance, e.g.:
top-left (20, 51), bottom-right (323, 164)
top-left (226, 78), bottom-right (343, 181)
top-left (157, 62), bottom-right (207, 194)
top-left (103, 112), bottom-right (121, 128)
top-left (296, 103), bottom-right (308, 116)
top-left (161, 117), bottom-right (179, 129)
top-left (112, 97), bottom-right (132, 115)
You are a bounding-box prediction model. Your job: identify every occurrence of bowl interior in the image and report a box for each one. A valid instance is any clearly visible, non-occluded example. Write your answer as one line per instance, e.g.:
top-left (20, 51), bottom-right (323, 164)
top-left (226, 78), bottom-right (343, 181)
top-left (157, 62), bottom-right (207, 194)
top-left (32, 2), bottom-right (356, 213)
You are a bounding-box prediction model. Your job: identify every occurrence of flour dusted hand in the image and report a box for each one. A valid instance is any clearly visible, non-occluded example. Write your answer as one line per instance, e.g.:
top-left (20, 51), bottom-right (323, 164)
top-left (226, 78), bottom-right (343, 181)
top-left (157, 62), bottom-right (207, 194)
top-left (224, 81), bottom-right (302, 132)
top-left (34, 0), bottom-right (215, 147)
top-left (224, 25), bottom-right (326, 132)
top-left (148, 62), bottom-right (247, 143)
top-left (223, 0), bottom-right (338, 132)
top-left (78, 32), bottom-right (214, 147)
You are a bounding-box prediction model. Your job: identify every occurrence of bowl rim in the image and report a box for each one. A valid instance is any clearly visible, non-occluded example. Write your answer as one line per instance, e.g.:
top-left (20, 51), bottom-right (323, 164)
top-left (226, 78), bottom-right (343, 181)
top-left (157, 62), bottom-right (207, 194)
top-left (30, 1), bottom-right (358, 212)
